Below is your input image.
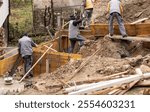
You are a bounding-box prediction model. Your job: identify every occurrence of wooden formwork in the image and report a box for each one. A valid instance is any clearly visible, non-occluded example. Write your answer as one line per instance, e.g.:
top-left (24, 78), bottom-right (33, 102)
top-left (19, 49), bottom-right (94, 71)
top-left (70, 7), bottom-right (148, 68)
top-left (61, 29), bottom-right (93, 39)
top-left (90, 23), bottom-right (150, 37)
top-left (0, 51), bottom-right (81, 76)
top-left (33, 51), bottom-right (81, 76)
top-left (38, 36), bottom-right (69, 52)
top-left (0, 35), bottom-right (81, 76)
top-left (0, 54), bottom-right (19, 75)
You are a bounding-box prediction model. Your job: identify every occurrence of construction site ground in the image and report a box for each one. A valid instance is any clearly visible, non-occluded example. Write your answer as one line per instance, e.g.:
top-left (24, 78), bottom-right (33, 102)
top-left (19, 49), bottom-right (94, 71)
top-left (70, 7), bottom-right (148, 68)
top-left (2, 34), bottom-right (150, 95)
top-left (1, 0), bottom-right (150, 95)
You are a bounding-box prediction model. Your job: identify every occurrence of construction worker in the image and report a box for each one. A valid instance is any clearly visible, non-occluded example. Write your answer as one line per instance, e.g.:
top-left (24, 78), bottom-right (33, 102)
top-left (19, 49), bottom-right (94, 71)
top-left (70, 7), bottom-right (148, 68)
top-left (18, 33), bottom-right (37, 78)
top-left (68, 15), bottom-right (85, 53)
top-left (82, 0), bottom-right (95, 28)
top-left (107, 0), bottom-right (127, 37)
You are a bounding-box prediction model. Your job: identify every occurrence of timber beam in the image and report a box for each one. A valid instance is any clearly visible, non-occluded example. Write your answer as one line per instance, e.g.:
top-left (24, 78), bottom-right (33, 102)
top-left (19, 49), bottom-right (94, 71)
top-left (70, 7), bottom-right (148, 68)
top-left (110, 35), bottom-right (150, 42)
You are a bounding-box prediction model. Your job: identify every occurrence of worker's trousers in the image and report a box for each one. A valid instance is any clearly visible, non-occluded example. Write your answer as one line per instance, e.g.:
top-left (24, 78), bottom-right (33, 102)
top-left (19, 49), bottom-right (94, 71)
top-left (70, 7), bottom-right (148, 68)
top-left (69, 35), bottom-right (85, 53)
top-left (85, 8), bottom-right (93, 27)
top-left (23, 55), bottom-right (33, 77)
top-left (109, 12), bottom-right (127, 36)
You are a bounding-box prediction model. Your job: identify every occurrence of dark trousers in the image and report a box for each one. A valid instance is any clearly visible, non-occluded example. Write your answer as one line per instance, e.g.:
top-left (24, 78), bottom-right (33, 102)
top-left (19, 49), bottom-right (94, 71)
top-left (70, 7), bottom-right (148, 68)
top-left (23, 55), bottom-right (33, 76)
top-left (85, 8), bottom-right (93, 26)
top-left (69, 35), bottom-right (85, 53)
top-left (109, 12), bottom-right (127, 36)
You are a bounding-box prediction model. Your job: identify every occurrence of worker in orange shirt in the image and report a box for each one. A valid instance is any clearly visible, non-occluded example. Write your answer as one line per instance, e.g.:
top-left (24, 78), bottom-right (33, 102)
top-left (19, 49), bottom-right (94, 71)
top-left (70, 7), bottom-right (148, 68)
top-left (107, 0), bottom-right (127, 37)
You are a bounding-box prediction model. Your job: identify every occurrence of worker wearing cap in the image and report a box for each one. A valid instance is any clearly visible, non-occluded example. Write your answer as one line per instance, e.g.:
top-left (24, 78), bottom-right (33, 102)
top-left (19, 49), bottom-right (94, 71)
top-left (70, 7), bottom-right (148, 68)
top-left (107, 0), bottom-right (127, 37)
top-left (68, 15), bottom-right (85, 53)
top-left (82, 0), bottom-right (95, 28)
top-left (18, 33), bottom-right (37, 78)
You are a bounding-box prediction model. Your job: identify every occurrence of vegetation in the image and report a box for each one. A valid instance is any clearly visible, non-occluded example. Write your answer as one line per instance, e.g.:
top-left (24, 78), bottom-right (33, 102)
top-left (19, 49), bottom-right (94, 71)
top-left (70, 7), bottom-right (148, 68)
top-left (9, 0), bottom-right (33, 45)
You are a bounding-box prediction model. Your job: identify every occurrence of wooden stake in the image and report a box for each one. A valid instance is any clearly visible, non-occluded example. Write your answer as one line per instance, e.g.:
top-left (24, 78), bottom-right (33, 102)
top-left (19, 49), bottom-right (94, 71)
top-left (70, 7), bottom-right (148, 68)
top-left (46, 59), bottom-right (50, 73)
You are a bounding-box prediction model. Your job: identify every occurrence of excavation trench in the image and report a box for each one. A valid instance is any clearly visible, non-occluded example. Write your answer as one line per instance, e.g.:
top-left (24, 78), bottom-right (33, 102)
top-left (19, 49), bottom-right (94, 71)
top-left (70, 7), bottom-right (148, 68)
top-left (1, 24), bottom-right (150, 95)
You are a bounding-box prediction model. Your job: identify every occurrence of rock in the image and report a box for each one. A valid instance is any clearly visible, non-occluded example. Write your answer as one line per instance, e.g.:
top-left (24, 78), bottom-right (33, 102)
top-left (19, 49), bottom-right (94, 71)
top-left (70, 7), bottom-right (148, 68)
top-left (122, 64), bottom-right (131, 70)
top-left (128, 55), bottom-right (143, 67)
top-left (140, 65), bottom-right (150, 73)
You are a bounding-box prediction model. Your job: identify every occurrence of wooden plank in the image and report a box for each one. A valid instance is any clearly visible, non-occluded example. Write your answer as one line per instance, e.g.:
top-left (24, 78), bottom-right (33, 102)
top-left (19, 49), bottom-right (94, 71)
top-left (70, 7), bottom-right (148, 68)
top-left (136, 80), bottom-right (150, 87)
top-left (110, 35), bottom-right (150, 42)
top-left (0, 48), bottom-right (18, 59)
top-left (33, 51), bottom-right (81, 76)
top-left (69, 69), bottom-right (150, 95)
top-left (131, 18), bottom-right (149, 24)
top-left (0, 54), bottom-right (19, 75)
top-left (90, 23), bottom-right (150, 37)
top-left (119, 80), bottom-right (139, 95)
top-left (136, 24), bottom-right (150, 36)
top-left (61, 29), bottom-right (92, 36)
top-left (65, 70), bottom-right (129, 93)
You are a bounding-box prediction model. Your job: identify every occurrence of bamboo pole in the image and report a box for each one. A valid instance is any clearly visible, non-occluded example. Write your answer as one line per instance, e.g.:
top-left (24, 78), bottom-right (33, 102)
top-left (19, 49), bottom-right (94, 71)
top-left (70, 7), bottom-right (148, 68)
top-left (19, 44), bottom-right (53, 82)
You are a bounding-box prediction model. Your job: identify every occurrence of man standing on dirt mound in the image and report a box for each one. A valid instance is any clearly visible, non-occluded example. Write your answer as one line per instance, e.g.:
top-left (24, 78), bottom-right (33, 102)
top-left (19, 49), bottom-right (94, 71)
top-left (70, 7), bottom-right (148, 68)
top-left (68, 15), bottom-right (85, 53)
top-left (107, 0), bottom-right (127, 38)
top-left (18, 33), bottom-right (37, 78)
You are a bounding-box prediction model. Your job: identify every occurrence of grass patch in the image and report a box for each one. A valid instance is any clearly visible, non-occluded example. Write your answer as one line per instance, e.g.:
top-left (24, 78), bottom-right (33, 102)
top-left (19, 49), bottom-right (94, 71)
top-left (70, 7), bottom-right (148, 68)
top-left (9, 1), bottom-right (33, 45)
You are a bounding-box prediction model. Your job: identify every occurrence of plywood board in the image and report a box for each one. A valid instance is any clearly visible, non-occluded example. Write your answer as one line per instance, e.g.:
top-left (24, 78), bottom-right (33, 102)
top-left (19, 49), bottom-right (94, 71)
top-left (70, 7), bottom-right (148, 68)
top-left (0, 54), bottom-right (19, 75)
top-left (33, 51), bottom-right (81, 76)
top-left (90, 23), bottom-right (150, 37)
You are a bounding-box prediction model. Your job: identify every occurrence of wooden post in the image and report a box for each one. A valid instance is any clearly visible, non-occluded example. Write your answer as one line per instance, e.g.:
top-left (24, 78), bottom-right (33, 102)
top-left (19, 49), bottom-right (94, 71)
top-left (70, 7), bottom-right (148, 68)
top-left (46, 59), bottom-right (50, 73)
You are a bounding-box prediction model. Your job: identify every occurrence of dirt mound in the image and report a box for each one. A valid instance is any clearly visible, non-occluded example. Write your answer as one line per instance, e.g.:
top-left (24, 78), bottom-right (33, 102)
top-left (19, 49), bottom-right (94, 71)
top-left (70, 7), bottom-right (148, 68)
top-left (80, 36), bottom-right (129, 58)
top-left (93, 0), bottom-right (150, 23)
top-left (124, 0), bottom-right (150, 23)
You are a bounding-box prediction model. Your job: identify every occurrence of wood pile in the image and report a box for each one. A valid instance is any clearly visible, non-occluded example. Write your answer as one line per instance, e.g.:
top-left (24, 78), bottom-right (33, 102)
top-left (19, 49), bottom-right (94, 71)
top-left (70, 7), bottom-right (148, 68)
top-left (61, 68), bottom-right (150, 95)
